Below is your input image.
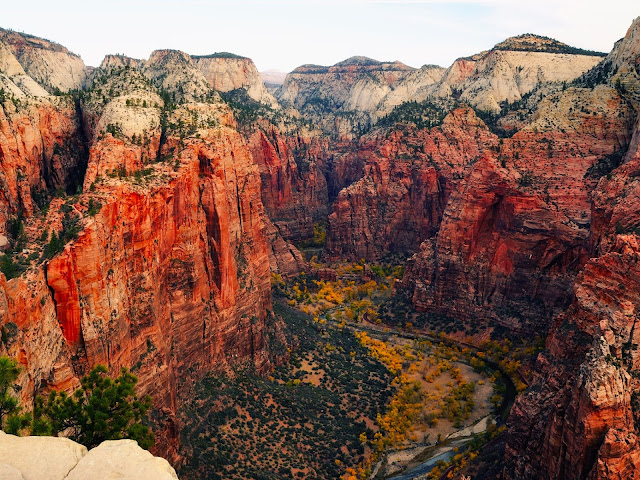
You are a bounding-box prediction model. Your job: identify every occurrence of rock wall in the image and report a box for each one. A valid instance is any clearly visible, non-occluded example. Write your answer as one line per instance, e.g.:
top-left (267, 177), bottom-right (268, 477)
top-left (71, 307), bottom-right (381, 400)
top-left (246, 122), bottom-right (330, 242)
top-left (327, 107), bottom-right (496, 260)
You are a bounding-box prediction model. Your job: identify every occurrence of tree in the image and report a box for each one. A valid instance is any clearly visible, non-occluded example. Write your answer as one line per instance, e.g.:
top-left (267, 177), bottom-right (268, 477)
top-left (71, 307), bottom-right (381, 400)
top-left (0, 357), bottom-right (20, 425)
top-left (42, 231), bottom-right (61, 259)
top-left (42, 365), bottom-right (153, 449)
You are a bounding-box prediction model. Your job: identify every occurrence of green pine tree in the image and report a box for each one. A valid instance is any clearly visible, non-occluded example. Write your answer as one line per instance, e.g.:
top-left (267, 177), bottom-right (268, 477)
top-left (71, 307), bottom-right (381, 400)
top-left (42, 365), bottom-right (154, 449)
top-left (0, 357), bottom-right (20, 426)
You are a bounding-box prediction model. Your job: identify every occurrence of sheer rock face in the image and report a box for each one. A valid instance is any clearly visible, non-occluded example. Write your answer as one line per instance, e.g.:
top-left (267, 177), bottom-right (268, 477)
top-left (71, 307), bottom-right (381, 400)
top-left (266, 219), bottom-right (307, 278)
top-left (504, 234), bottom-right (640, 480)
top-left (246, 123), bottom-right (330, 242)
top-left (192, 55), bottom-right (279, 108)
top-left (504, 17), bottom-right (640, 480)
top-left (0, 98), bottom-right (86, 229)
top-left (0, 54), bottom-right (281, 463)
top-left (327, 107), bottom-right (496, 259)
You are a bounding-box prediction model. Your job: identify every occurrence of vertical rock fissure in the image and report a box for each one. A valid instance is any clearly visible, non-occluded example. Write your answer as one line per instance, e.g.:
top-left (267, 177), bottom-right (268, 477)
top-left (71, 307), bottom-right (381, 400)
top-left (70, 96), bottom-right (91, 195)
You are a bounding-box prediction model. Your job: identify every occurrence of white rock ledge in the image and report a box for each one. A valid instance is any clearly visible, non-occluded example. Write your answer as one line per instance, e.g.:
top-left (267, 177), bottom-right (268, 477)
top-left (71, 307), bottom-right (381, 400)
top-left (0, 431), bottom-right (179, 480)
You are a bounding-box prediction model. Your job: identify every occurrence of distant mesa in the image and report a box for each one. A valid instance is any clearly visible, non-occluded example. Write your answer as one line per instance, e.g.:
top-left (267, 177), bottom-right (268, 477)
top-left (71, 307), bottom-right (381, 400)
top-left (191, 51), bottom-right (249, 60)
top-left (493, 33), bottom-right (607, 56)
top-left (291, 56), bottom-right (415, 75)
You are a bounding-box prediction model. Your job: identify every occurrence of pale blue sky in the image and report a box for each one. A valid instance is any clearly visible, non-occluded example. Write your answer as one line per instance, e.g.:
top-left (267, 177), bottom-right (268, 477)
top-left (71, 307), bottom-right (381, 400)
top-left (3, 1), bottom-right (639, 72)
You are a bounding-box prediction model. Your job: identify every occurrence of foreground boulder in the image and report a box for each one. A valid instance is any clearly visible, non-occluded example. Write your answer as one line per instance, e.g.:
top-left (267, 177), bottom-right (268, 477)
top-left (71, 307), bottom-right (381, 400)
top-left (0, 432), bottom-right (178, 480)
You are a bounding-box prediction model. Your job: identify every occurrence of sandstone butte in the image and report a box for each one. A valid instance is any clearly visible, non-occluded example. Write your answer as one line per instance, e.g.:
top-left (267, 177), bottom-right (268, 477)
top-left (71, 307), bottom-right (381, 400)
top-left (0, 14), bottom-right (639, 480)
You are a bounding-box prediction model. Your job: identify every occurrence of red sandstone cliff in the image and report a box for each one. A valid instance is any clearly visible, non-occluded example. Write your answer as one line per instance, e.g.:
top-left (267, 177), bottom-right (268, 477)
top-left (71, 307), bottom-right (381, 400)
top-left (327, 107), bottom-right (497, 259)
top-left (246, 122), bottom-right (329, 242)
top-left (0, 52), bottom-right (284, 462)
top-left (0, 97), bottom-right (86, 230)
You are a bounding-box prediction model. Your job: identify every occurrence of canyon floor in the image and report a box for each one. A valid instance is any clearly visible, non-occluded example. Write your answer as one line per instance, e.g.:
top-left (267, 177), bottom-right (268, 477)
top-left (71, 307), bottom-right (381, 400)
top-left (176, 259), bottom-right (531, 480)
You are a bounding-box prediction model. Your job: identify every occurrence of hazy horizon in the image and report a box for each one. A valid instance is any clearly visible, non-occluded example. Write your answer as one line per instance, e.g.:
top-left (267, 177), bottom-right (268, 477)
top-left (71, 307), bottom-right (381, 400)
top-left (2, 0), bottom-right (639, 73)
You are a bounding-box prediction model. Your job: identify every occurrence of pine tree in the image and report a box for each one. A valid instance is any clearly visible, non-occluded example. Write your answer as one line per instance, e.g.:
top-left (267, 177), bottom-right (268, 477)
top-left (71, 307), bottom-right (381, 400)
top-left (0, 357), bottom-right (20, 425)
top-left (42, 365), bottom-right (153, 449)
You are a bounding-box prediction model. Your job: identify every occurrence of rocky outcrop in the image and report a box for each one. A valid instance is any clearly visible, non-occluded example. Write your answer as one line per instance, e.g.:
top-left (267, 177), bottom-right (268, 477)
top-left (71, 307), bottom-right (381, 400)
top-left (0, 42), bottom-right (50, 97)
top-left (143, 50), bottom-right (212, 103)
top-left (375, 64), bottom-right (445, 118)
top-left (266, 220), bottom-right (307, 277)
top-left (192, 54), bottom-right (279, 108)
top-left (279, 56), bottom-right (415, 112)
top-left (0, 432), bottom-right (178, 480)
top-left (99, 54), bottom-right (142, 71)
top-left (424, 34), bottom-right (604, 113)
top-left (95, 50), bottom-right (278, 108)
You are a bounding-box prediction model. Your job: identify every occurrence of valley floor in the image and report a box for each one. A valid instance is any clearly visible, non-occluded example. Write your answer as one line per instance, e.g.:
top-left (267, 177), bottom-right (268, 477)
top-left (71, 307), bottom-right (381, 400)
top-left (177, 260), bottom-right (533, 480)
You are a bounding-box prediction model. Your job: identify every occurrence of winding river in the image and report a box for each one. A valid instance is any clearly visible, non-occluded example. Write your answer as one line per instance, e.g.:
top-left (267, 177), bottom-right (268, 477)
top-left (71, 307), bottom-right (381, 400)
top-left (335, 321), bottom-right (518, 480)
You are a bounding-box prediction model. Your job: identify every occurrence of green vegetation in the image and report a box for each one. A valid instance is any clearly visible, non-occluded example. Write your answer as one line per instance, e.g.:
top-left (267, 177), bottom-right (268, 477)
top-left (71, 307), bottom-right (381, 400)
top-left (41, 211), bottom-right (81, 260)
top-left (585, 150), bottom-right (625, 179)
top-left (0, 357), bottom-right (20, 426)
top-left (0, 254), bottom-right (26, 280)
top-left (473, 89), bottom-right (538, 138)
top-left (574, 61), bottom-right (615, 89)
top-left (86, 198), bottom-right (102, 216)
top-left (0, 216), bottom-right (29, 279)
top-left (277, 263), bottom-right (513, 479)
top-left (0, 360), bottom-right (153, 449)
top-left (219, 89), bottom-right (277, 126)
top-left (38, 365), bottom-right (153, 449)
top-left (299, 222), bottom-right (326, 249)
top-left (178, 301), bottom-right (393, 480)
top-left (377, 100), bottom-right (448, 130)
top-left (304, 96), bottom-right (336, 114)
top-left (0, 87), bottom-right (22, 109)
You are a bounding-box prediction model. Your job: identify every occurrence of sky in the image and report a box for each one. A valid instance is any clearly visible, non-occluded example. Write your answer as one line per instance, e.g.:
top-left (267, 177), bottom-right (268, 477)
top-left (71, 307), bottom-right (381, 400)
top-left (2, 0), bottom-right (639, 72)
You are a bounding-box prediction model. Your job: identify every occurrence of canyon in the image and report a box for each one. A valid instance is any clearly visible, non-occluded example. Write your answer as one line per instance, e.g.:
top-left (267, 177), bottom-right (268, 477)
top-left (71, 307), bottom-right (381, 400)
top-left (0, 15), bottom-right (639, 480)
